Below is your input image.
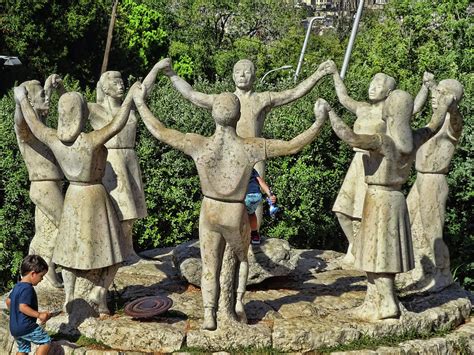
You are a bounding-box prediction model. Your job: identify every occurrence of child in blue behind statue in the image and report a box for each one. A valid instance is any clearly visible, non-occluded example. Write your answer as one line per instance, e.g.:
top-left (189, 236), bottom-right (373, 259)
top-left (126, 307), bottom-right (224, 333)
top-left (245, 168), bottom-right (277, 245)
top-left (6, 255), bottom-right (52, 355)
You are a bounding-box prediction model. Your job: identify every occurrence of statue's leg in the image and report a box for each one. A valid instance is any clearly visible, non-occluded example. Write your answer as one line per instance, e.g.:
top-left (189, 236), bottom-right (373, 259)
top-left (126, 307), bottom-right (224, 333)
top-left (200, 224), bottom-right (225, 330)
top-left (224, 213), bottom-right (250, 323)
top-left (121, 219), bottom-right (139, 263)
top-left (61, 267), bottom-right (77, 312)
top-left (417, 174), bottom-right (452, 290)
top-left (349, 272), bottom-right (378, 320)
top-left (89, 264), bottom-right (120, 315)
top-left (374, 273), bottom-right (399, 319)
top-left (29, 181), bottom-right (64, 288)
top-left (335, 212), bottom-right (357, 267)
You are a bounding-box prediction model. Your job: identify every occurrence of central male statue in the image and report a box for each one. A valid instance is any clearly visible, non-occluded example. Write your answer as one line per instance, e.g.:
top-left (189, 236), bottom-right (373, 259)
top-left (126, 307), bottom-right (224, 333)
top-left (133, 72), bottom-right (327, 330)
top-left (159, 57), bottom-right (332, 225)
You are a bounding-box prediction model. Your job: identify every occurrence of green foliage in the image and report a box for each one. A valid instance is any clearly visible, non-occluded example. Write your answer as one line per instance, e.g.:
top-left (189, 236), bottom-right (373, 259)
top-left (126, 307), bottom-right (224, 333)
top-left (114, 0), bottom-right (169, 69)
top-left (0, 93), bottom-right (35, 291)
top-left (0, 0), bottom-right (112, 88)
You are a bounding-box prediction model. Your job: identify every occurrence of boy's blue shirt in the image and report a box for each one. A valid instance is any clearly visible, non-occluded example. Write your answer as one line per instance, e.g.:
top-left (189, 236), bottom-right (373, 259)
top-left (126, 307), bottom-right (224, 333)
top-left (9, 281), bottom-right (39, 337)
top-left (246, 169), bottom-right (261, 195)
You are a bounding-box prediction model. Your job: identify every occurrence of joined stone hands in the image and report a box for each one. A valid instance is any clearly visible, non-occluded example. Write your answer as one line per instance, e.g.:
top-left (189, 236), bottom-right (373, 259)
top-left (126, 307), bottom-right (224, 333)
top-left (314, 98), bottom-right (331, 121)
top-left (13, 85), bottom-right (28, 104)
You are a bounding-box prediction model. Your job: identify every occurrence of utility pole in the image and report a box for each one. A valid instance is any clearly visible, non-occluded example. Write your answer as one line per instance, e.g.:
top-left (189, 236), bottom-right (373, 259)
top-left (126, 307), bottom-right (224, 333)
top-left (101, 0), bottom-right (119, 75)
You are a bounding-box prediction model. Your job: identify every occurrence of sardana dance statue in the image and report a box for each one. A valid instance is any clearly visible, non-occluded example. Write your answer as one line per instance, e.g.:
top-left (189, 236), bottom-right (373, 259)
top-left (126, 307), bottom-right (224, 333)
top-left (133, 76), bottom-right (327, 330)
top-left (159, 57), bottom-right (333, 225)
top-left (88, 70), bottom-right (156, 261)
top-left (14, 75), bottom-right (65, 288)
top-left (327, 60), bottom-right (436, 267)
top-left (401, 78), bottom-right (464, 293)
top-left (14, 83), bottom-right (138, 315)
top-left (322, 87), bottom-right (453, 320)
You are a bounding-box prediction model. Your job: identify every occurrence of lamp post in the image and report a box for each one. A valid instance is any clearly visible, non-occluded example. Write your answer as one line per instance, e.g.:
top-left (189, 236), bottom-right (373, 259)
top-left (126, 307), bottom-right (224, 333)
top-left (0, 56), bottom-right (22, 66)
top-left (340, 0), bottom-right (364, 80)
top-left (260, 65), bottom-right (292, 83)
top-left (294, 16), bottom-right (324, 83)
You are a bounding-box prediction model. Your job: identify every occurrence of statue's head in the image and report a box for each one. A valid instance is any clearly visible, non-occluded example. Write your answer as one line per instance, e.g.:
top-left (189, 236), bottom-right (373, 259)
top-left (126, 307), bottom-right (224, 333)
top-left (97, 71), bottom-right (124, 103)
top-left (383, 89), bottom-right (414, 155)
top-left (57, 92), bottom-right (88, 142)
top-left (431, 79), bottom-right (463, 110)
top-left (212, 92), bottom-right (240, 127)
top-left (20, 80), bottom-right (49, 119)
top-left (232, 59), bottom-right (256, 91)
top-left (368, 73), bottom-right (396, 102)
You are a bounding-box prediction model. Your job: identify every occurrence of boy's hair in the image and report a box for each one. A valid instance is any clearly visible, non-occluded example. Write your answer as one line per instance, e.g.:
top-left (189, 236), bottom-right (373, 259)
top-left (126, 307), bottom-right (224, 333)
top-left (20, 255), bottom-right (49, 276)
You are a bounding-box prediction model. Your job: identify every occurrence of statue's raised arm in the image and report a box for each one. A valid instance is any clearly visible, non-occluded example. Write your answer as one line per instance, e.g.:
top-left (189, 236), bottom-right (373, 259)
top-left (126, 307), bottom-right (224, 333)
top-left (160, 58), bottom-right (215, 109)
top-left (268, 60), bottom-right (333, 108)
top-left (133, 82), bottom-right (191, 154)
top-left (266, 99), bottom-right (327, 157)
top-left (325, 99), bottom-right (382, 152)
top-left (413, 72), bottom-right (436, 115)
top-left (327, 60), bottom-right (365, 114)
top-left (412, 82), bottom-right (458, 150)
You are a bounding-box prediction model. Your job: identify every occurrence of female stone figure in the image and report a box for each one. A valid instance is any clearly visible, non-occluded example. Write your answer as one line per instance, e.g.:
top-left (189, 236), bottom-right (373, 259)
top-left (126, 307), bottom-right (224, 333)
top-left (403, 79), bottom-right (464, 292)
top-left (322, 89), bottom-right (452, 320)
top-left (327, 61), bottom-right (435, 267)
top-left (14, 75), bottom-right (65, 287)
top-left (14, 84), bottom-right (137, 315)
top-left (88, 71), bottom-right (149, 261)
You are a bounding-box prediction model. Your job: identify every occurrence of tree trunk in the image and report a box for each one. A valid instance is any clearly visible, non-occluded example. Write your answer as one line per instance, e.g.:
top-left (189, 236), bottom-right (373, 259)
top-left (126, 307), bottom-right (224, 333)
top-left (101, 0), bottom-right (119, 75)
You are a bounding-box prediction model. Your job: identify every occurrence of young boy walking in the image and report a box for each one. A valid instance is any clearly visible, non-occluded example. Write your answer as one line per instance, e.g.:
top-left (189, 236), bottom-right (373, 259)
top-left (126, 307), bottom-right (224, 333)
top-left (245, 168), bottom-right (277, 245)
top-left (6, 255), bottom-right (52, 355)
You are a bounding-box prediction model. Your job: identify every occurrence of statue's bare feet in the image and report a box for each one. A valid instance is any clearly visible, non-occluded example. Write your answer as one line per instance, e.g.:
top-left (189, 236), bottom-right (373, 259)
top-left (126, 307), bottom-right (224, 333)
top-left (202, 307), bottom-right (217, 330)
top-left (235, 300), bottom-right (247, 324)
top-left (378, 297), bottom-right (400, 320)
top-left (340, 253), bottom-right (355, 270)
top-left (346, 302), bottom-right (379, 322)
top-left (45, 271), bottom-right (63, 288)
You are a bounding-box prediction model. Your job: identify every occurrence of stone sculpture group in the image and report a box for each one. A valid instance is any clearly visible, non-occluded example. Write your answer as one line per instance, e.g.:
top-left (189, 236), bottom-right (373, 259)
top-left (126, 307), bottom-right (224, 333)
top-left (13, 57), bottom-right (463, 330)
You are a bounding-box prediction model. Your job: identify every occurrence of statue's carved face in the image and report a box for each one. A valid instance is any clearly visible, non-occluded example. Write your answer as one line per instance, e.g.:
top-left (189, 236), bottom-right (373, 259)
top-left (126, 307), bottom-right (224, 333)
top-left (233, 62), bottom-right (255, 90)
top-left (368, 75), bottom-right (391, 102)
top-left (103, 73), bottom-right (124, 100)
top-left (26, 82), bottom-right (49, 117)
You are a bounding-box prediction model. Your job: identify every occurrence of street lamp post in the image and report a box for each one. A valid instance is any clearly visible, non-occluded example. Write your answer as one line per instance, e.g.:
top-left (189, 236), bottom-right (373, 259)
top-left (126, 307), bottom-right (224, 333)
top-left (294, 16), bottom-right (324, 83)
top-left (340, 0), bottom-right (364, 80)
top-left (260, 65), bottom-right (292, 83)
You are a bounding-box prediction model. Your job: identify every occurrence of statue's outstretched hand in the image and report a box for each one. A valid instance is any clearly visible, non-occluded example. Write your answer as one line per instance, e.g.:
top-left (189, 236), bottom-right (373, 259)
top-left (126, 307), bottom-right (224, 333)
top-left (423, 72), bottom-right (436, 89)
top-left (155, 58), bottom-right (173, 76)
top-left (318, 60), bottom-right (338, 76)
top-left (132, 82), bottom-right (146, 105)
top-left (314, 98), bottom-right (330, 121)
top-left (13, 86), bottom-right (27, 104)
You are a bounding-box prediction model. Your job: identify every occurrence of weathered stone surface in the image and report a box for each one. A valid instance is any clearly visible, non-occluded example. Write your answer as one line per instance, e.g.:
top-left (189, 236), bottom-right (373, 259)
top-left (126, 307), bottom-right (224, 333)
top-left (78, 317), bottom-right (186, 353)
top-left (271, 283), bottom-right (471, 353)
top-left (186, 319), bottom-right (272, 351)
top-left (173, 238), bottom-right (317, 286)
top-left (1, 246), bottom-right (472, 354)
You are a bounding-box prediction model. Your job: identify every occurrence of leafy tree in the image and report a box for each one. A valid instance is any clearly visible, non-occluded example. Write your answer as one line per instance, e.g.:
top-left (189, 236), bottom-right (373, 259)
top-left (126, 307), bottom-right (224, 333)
top-left (111, 0), bottom-right (170, 77)
top-left (0, 0), bottom-right (112, 89)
